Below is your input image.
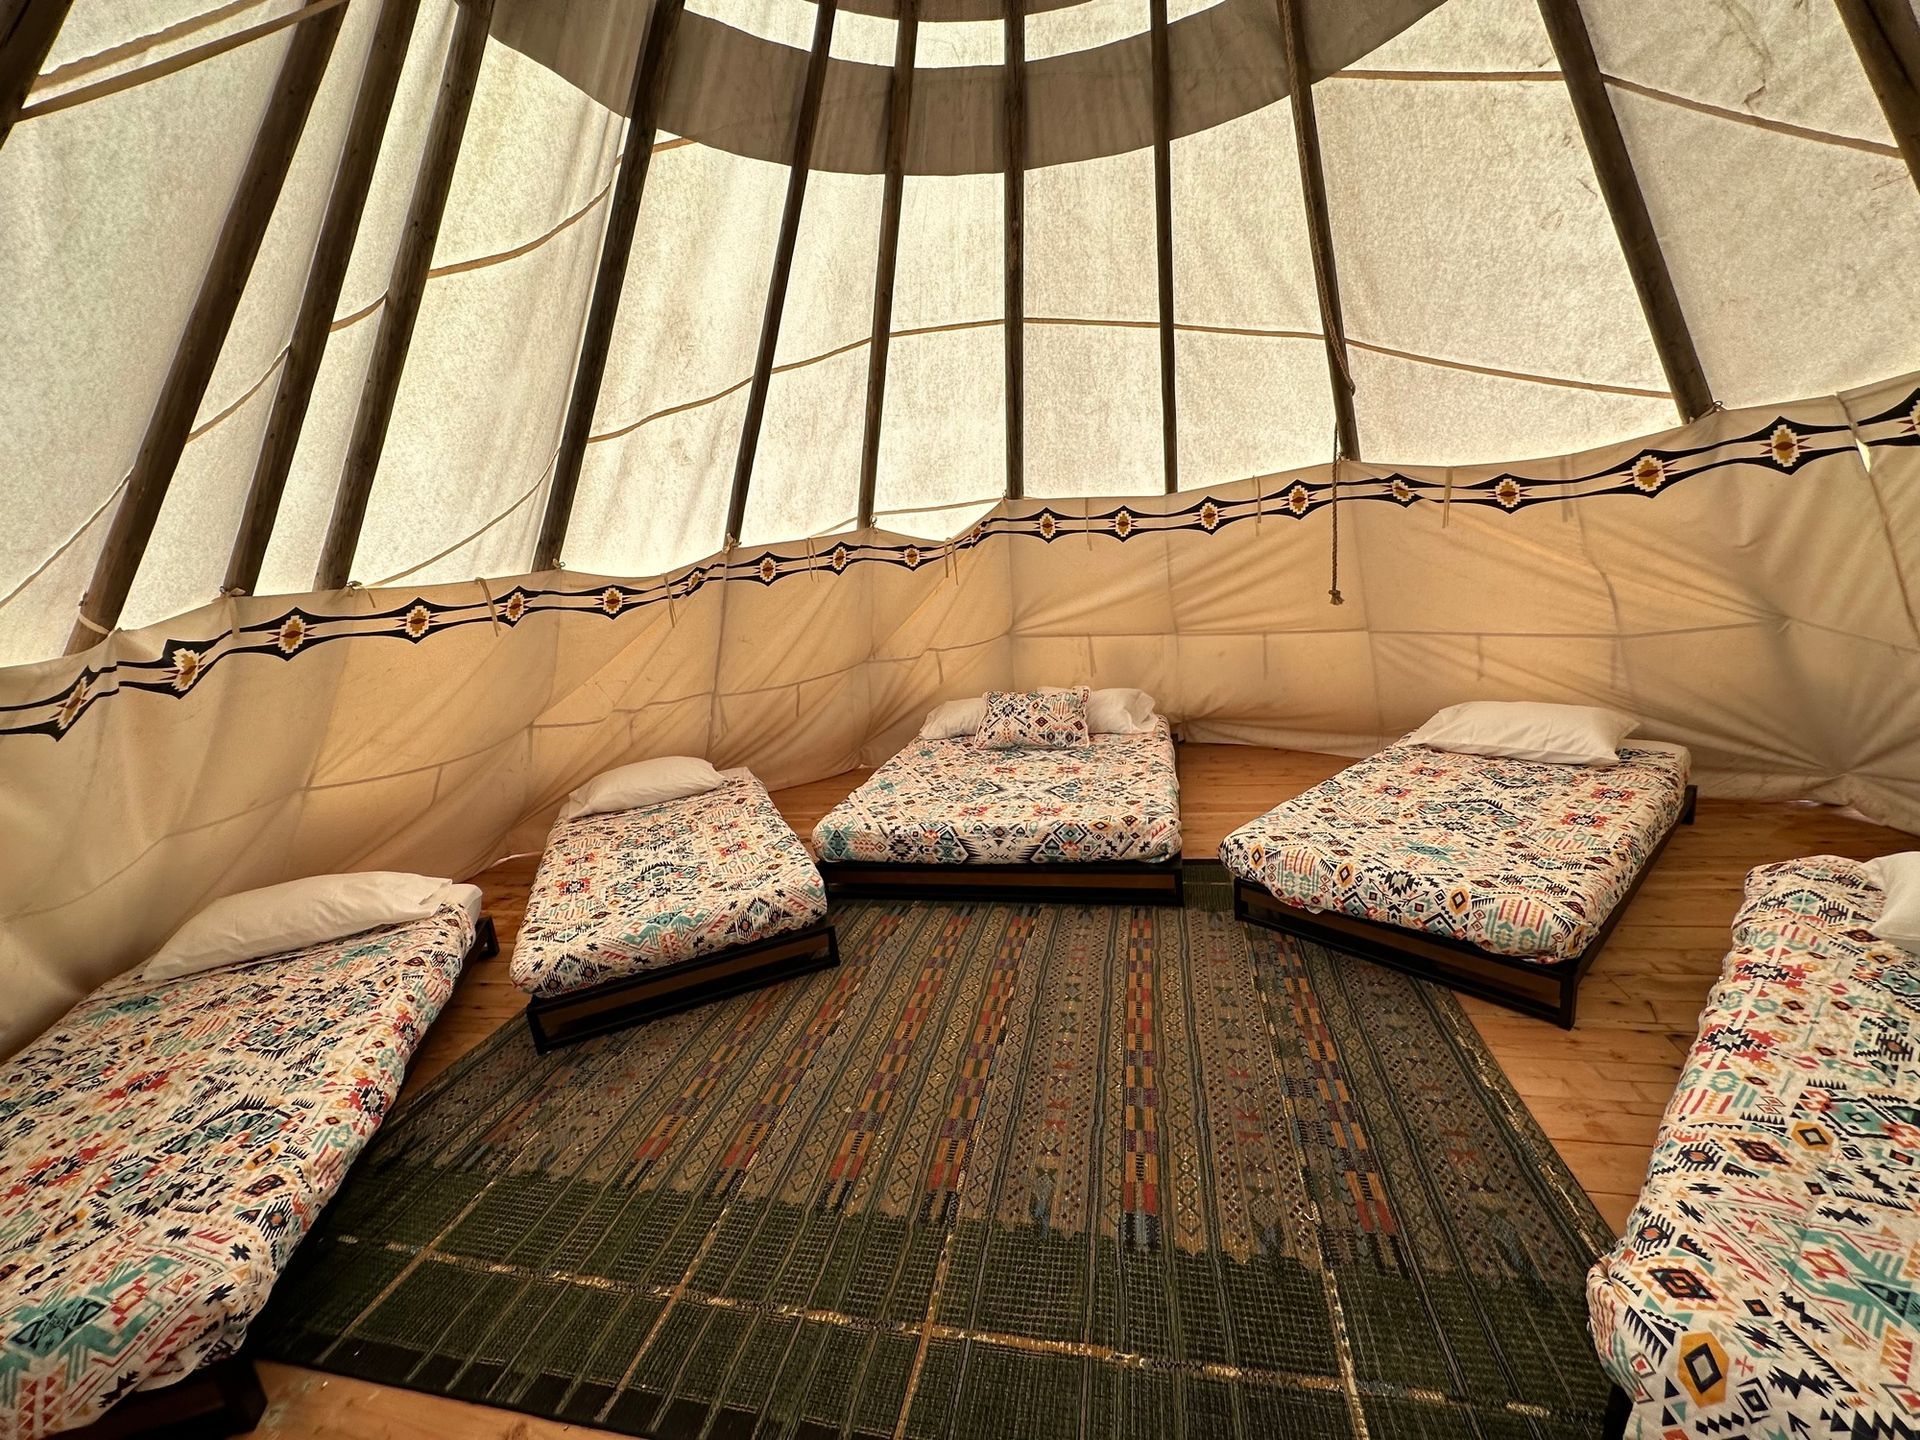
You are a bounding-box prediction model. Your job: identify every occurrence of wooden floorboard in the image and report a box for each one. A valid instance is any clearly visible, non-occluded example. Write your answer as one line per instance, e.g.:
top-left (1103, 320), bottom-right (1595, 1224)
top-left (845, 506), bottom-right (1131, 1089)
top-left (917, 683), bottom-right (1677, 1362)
top-left (260, 741), bottom-right (1913, 1437)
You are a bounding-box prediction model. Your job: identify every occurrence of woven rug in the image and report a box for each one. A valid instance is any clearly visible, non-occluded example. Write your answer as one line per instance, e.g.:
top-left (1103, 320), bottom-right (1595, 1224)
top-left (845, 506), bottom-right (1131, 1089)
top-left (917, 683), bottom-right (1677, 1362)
top-left (256, 866), bottom-right (1616, 1438)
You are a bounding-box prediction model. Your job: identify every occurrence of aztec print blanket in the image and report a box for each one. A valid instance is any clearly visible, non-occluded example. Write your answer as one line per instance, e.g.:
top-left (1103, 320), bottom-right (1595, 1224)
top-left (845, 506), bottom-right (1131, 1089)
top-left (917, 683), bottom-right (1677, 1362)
top-left (812, 718), bottom-right (1182, 866)
top-left (1588, 857), bottom-right (1920, 1440)
top-left (0, 906), bottom-right (473, 1440)
top-left (511, 772), bottom-right (827, 999)
top-left (1218, 742), bottom-right (1691, 963)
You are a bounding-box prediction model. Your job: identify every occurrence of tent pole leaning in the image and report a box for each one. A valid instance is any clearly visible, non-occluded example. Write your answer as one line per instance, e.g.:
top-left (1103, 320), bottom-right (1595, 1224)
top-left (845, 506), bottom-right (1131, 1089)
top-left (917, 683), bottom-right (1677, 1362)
top-left (1276, 0), bottom-right (1359, 461)
top-left (1835, 0), bottom-right (1920, 194)
top-left (316, 0), bottom-right (494, 592)
top-left (65, 4), bottom-right (346, 653)
top-left (856, 0), bottom-right (918, 532)
top-left (1003, 0), bottom-right (1027, 500)
top-left (223, 0), bottom-right (421, 597)
top-left (1536, 0), bottom-right (1712, 421)
top-left (1150, 0), bottom-right (1178, 493)
top-left (533, 0), bottom-right (687, 573)
top-left (724, 0), bottom-right (838, 547)
top-left (0, 0), bottom-right (72, 153)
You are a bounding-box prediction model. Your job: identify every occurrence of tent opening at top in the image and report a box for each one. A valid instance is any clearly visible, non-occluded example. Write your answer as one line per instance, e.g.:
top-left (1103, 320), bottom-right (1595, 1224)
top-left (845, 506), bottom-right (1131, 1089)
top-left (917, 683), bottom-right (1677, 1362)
top-left (3, 1), bottom-right (1919, 1438)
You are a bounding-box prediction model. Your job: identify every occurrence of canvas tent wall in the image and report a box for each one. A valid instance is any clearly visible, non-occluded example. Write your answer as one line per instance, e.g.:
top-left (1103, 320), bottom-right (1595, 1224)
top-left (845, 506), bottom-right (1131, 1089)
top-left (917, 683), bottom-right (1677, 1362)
top-left (1, 0), bottom-right (1918, 1051)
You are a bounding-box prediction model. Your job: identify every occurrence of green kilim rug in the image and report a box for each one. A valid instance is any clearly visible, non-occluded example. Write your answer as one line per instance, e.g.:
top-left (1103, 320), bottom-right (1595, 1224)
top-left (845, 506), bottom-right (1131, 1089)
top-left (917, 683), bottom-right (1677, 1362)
top-left (255, 863), bottom-right (1616, 1439)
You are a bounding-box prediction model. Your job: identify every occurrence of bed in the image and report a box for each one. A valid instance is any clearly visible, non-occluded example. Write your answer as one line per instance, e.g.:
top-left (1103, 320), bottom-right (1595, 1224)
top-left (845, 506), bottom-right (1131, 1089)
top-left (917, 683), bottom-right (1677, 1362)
top-left (1219, 740), bottom-right (1694, 1025)
top-left (511, 770), bottom-right (834, 1051)
top-left (1587, 857), bottom-right (1920, 1440)
top-left (811, 717), bottom-right (1184, 904)
top-left (0, 899), bottom-right (489, 1440)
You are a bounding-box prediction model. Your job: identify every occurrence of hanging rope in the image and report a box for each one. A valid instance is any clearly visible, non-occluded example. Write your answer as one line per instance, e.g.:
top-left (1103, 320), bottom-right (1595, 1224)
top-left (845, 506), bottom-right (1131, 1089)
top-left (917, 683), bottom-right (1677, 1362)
top-left (476, 577), bottom-right (501, 636)
top-left (1326, 421), bottom-right (1345, 607)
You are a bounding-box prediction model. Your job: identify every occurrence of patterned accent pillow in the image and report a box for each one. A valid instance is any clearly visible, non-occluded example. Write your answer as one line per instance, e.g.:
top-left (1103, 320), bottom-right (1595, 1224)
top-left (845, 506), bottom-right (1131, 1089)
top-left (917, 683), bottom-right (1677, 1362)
top-left (976, 687), bottom-right (1092, 750)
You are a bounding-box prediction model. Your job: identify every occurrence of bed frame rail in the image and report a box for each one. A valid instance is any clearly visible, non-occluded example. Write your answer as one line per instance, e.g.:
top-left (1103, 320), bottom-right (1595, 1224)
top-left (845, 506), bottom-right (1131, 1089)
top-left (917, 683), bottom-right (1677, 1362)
top-left (1234, 786), bottom-right (1696, 1028)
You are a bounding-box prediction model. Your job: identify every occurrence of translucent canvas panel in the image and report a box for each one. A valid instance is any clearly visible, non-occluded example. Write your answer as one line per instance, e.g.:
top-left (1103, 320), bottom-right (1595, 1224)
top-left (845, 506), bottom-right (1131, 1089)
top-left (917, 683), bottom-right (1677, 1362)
top-left (1347, 346), bottom-right (1676, 466)
top-left (253, 315), bottom-right (379, 594)
top-left (123, 0), bottom-right (385, 629)
top-left (38, 0), bottom-right (304, 90)
top-left (1026, 0), bottom-right (1149, 61)
top-left (1026, 146), bottom-right (1158, 322)
top-left (1607, 89), bottom-right (1920, 409)
top-left (770, 168), bottom-right (884, 363)
top-left (348, 203), bottom-right (608, 584)
top-left (1316, 74), bottom-right (1668, 393)
top-left (874, 325), bottom-right (1007, 518)
top-left (1584, 0), bottom-right (1894, 141)
top-left (740, 346), bottom-right (867, 546)
top-left (566, 392), bottom-right (744, 579)
top-left (436, 37), bottom-right (625, 266)
top-left (0, 25), bottom-right (294, 664)
top-left (1346, 0), bottom-right (1556, 72)
top-left (891, 170), bottom-right (1002, 331)
top-left (1176, 332), bottom-right (1336, 487)
top-left (1170, 99), bottom-right (1318, 333)
top-left (688, 0), bottom-right (817, 49)
top-left (1023, 323), bottom-right (1164, 497)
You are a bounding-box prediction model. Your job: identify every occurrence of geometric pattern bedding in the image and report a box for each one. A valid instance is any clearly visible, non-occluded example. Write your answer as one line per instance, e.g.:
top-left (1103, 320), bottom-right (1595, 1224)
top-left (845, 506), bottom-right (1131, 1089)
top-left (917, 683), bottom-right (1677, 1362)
top-left (1218, 741), bottom-right (1692, 964)
top-left (1587, 857), bottom-right (1920, 1440)
top-left (0, 906), bottom-right (474, 1440)
top-left (811, 718), bottom-right (1182, 866)
top-left (510, 771), bottom-right (828, 1000)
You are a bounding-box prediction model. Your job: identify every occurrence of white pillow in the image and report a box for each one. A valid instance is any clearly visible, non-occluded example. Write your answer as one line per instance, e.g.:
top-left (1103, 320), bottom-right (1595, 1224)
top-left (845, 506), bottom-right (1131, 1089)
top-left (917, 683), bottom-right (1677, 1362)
top-left (1087, 687), bottom-right (1158, 735)
top-left (1407, 701), bottom-right (1640, 767)
top-left (145, 871), bottom-right (459, 982)
top-left (920, 697), bottom-right (987, 740)
top-left (1864, 853), bottom-right (1920, 952)
top-left (557, 755), bottom-right (723, 820)
top-left (920, 688), bottom-right (1158, 740)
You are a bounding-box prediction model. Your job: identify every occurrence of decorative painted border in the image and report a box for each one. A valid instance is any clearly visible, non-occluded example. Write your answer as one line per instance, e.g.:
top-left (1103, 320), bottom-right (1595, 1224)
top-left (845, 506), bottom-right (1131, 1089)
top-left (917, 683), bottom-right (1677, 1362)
top-left (5, 390), bottom-right (1916, 742)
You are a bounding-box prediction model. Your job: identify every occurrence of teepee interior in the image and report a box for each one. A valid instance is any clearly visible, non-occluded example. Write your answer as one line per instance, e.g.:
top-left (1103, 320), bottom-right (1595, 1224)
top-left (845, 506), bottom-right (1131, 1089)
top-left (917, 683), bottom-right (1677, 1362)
top-left (2, 1), bottom-right (1919, 1437)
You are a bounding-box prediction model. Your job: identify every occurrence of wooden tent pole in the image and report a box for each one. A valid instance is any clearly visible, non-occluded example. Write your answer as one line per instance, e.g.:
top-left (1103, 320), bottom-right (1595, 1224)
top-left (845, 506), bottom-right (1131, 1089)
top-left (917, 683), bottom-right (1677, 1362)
top-left (856, 0), bottom-right (918, 531)
top-left (1150, 0), bottom-right (1178, 493)
top-left (65, 5), bottom-right (346, 653)
top-left (1276, 0), bottom-right (1359, 461)
top-left (724, 0), bottom-right (838, 547)
top-left (223, 0), bottom-right (421, 597)
top-left (0, 0), bottom-right (72, 153)
top-left (1536, 0), bottom-right (1712, 421)
top-left (1835, 0), bottom-right (1920, 195)
top-left (315, 0), bottom-right (494, 591)
top-left (532, 0), bottom-right (687, 573)
top-left (1003, 0), bottom-right (1026, 500)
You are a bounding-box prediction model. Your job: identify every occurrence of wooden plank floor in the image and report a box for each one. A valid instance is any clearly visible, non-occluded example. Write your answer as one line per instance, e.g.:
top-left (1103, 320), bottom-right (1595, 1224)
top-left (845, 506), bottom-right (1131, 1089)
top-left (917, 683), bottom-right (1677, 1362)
top-left (256, 742), bottom-right (1913, 1438)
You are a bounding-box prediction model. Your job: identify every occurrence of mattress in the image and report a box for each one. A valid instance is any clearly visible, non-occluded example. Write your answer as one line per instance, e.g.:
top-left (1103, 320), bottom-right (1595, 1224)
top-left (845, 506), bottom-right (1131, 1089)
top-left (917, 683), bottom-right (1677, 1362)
top-left (0, 905), bottom-right (475, 1440)
top-left (1587, 857), bottom-right (1920, 1440)
top-left (511, 771), bottom-right (828, 999)
top-left (1218, 740), bottom-right (1691, 962)
top-left (811, 718), bottom-right (1183, 866)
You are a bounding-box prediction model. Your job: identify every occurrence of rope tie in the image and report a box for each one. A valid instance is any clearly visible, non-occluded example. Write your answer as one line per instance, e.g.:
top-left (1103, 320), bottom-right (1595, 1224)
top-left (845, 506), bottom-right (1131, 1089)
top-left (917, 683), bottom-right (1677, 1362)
top-left (476, 577), bottom-right (501, 635)
top-left (71, 606), bottom-right (111, 637)
top-left (1441, 467), bottom-right (1455, 530)
top-left (1326, 430), bottom-right (1344, 607)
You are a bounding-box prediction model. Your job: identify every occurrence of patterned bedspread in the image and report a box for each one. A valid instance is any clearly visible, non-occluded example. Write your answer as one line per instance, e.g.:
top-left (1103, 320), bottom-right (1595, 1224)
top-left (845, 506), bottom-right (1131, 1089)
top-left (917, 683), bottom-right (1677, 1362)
top-left (511, 772), bottom-right (828, 999)
top-left (1217, 742), bottom-right (1691, 963)
top-left (0, 907), bottom-right (474, 1440)
top-left (1588, 858), bottom-right (1920, 1440)
top-left (811, 719), bottom-right (1182, 866)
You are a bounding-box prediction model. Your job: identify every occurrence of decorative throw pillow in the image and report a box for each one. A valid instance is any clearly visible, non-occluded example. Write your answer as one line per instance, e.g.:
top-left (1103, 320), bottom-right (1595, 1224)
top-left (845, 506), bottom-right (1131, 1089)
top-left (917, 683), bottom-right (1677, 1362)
top-left (976, 687), bottom-right (1092, 749)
